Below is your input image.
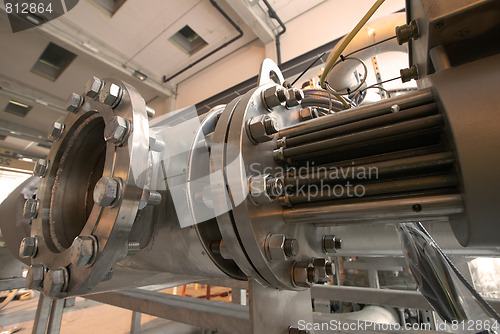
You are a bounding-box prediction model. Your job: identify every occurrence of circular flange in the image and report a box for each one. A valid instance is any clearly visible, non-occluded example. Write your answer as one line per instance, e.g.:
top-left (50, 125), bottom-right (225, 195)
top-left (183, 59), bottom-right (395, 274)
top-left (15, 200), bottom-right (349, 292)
top-left (188, 106), bottom-right (246, 280)
top-left (211, 80), bottom-right (331, 290)
top-left (30, 79), bottom-right (150, 297)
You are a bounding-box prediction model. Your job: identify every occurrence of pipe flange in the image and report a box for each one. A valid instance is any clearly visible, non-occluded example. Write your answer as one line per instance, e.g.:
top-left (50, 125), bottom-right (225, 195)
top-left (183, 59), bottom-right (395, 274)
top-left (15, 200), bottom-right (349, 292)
top-left (29, 78), bottom-right (151, 297)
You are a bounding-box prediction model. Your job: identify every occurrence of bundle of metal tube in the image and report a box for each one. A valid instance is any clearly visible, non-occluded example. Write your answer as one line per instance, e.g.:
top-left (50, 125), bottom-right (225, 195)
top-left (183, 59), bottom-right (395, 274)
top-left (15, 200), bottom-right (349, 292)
top-left (274, 89), bottom-right (463, 225)
top-left (300, 89), bottom-right (346, 113)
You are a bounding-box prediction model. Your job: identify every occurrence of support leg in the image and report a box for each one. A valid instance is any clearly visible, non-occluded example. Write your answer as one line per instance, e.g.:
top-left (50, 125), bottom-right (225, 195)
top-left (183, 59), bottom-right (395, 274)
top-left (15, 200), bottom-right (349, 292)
top-left (46, 298), bottom-right (65, 334)
top-left (130, 311), bottom-right (141, 334)
top-left (32, 294), bottom-right (52, 334)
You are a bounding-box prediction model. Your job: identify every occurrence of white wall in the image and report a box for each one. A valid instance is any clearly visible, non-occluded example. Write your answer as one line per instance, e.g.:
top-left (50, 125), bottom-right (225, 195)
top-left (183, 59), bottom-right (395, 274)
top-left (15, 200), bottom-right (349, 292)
top-left (175, 0), bottom-right (405, 109)
top-left (175, 39), bottom-right (266, 109)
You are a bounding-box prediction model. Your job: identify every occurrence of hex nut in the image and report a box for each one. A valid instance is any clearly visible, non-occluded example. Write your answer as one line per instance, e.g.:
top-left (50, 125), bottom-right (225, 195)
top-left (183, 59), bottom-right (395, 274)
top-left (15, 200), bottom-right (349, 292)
top-left (265, 234), bottom-right (298, 261)
top-left (43, 268), bottom-right (68, 297)
top-left (210, 240), bottom-right (231, 260)
top-left (84, 76), bottom-right (103, 98)
top-left (139, 187), bottom-right (162, 209)
top-left (70, 235), bottom-right (97, 267)
top-left (400, 64), bottom-right (419, 83)
top-left (26, 264), bottom-right (45, 290)
top-left (19, 236), bottom-right (38, 258)
top-left (262, 85), bottom-right (287, 110)
top-left (93, 177), bottom-right (121, 207)
top-left (248, 174), bottom-right (283, 204)
top-left (299, 107), bottom-right (318, 121)
top-left (66, 93), bottom-right (84, 113)
top-left (48, 122), bottom-right (64, 141)
top-left (289, 327), bottom-right (310, 334)
top-left (292, 261), bottom-right (318, 288)
top-left (312, 258), bottom-right (334, 279)
top-left (323, 235), bottom-right (342, 253)
top-left (396, 20), bottom-right (419, 45)
top-left (246, 115), bottom-right (279, 144)
top-left (294, 88), bottom-right (305, 101)
top-left (285, 88), bottom-right (304, 108)
top-left (99, 82), bottom-right (122, 108)
top-left (104, 116), bottom-right (131, 146)
top-left (325, 261), bottom-right (335, 277)
top-left (146, 105), bottom-right (156, 118)
top-left (33, 159), bottom-right (48, 177)
top-left (102, 268), bottom-right (113, 281)
top-left (23, 198), bottom-right (39, 219)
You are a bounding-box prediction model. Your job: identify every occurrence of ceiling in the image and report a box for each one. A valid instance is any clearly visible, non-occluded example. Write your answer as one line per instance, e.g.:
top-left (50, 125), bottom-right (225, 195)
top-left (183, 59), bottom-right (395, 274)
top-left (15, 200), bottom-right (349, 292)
top-left (0, 0), bottom-right (325, 163)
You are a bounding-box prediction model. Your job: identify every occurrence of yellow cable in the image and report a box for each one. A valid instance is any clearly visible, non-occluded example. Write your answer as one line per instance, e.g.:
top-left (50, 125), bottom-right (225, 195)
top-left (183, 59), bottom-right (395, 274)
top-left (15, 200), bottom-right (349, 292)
top-left (326, 82), bottom-right (350, 109)
top-left (320, 0), bottom-right (386, 89)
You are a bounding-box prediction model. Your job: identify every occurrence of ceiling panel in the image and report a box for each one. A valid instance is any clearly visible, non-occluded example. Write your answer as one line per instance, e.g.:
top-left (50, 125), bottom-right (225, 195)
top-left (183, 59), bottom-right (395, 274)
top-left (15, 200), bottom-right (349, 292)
top-left (132, 1), bottom-right (247, 78)
top-left (61, 0), bottom-right (202, 61)
top-left (0, 95), bottom-right (62, 132)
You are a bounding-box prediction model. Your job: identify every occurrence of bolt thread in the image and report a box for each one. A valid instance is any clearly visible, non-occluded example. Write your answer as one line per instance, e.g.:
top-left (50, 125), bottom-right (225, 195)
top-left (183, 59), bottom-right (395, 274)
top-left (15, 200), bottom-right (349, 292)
top-left (276, 87), bottom-right (287, 102)
top-left (263, 118), bottom-right (278, 135)
top-left (294, 88), bottom-right (304, 101)
top-left (147, 191), bottom-right (162, 206)
top-left (325, 262), bottom-right (334, 276)
top-left (127, 241), bottom-right (140, 255)
top-left (146, 106), bottom-right (156, 118)
top-left (284, 238), bottom-right (298, 257)
top-left (334, 238), bottom-right (342, 249)
top-left (266, 178), bottom-right (283, 198)
top-left (210, 241), bottom-right (221, 255)
top-left (307, 267), bottom-right (317, 283)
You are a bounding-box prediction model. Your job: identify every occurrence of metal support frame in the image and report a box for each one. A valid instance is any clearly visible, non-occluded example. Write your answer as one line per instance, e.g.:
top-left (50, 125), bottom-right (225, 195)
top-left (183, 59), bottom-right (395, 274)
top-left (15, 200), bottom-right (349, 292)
top-left (130, 311), bottom-right (141, 334)
top-left (310, 285), bottom-right (500, 313)
top-left (0, 278), bottom-right (26, 291)
top-left (87, 289), bottom-right (251, 334)
top-left (21, 283), bottom-right (480, 333)
top-left (32, 295), bottom-right (65, 334)
top-left (85, 280), bottom-right (313, 334)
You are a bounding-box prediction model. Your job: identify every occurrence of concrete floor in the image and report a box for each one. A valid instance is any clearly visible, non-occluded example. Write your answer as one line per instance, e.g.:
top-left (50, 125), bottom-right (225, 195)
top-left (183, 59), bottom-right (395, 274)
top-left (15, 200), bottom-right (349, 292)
top-left (0, 285), bottom-right (232, 334)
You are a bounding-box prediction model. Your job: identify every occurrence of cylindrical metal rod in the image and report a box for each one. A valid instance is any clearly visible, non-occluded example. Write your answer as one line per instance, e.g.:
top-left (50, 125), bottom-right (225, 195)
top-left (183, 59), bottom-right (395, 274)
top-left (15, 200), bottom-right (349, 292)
top-left (295, 145), bottom-right (447, 176)
top-left (286, 174), bottom-right (458, 204)
top-left (283, 193), bottom-right (464, 224)
top-left (282, 114), bottom-right (444, 159)
top-left (285, 152), bottom-right (455, 187)
top-left (284, 102), bottom-right (438, 148)
top-left (278, 88), bottom-right (433, 139)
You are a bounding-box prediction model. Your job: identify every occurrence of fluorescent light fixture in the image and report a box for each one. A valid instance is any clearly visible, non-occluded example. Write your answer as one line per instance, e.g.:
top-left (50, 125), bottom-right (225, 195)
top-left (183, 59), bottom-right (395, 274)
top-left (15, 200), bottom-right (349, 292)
top-left (4, 100), bottom-right (32, 117)
top-left (133, 70), bottom-right (148, 81)
top-left (169, 25), bottom-right (208, 56)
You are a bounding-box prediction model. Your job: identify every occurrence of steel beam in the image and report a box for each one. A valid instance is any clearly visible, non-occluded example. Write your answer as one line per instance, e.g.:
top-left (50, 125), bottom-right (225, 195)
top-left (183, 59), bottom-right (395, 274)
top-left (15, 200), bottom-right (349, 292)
top-left (311, 285), bottom-right (500, 313)
top-left (86, 289), bottom-right (250, 334)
